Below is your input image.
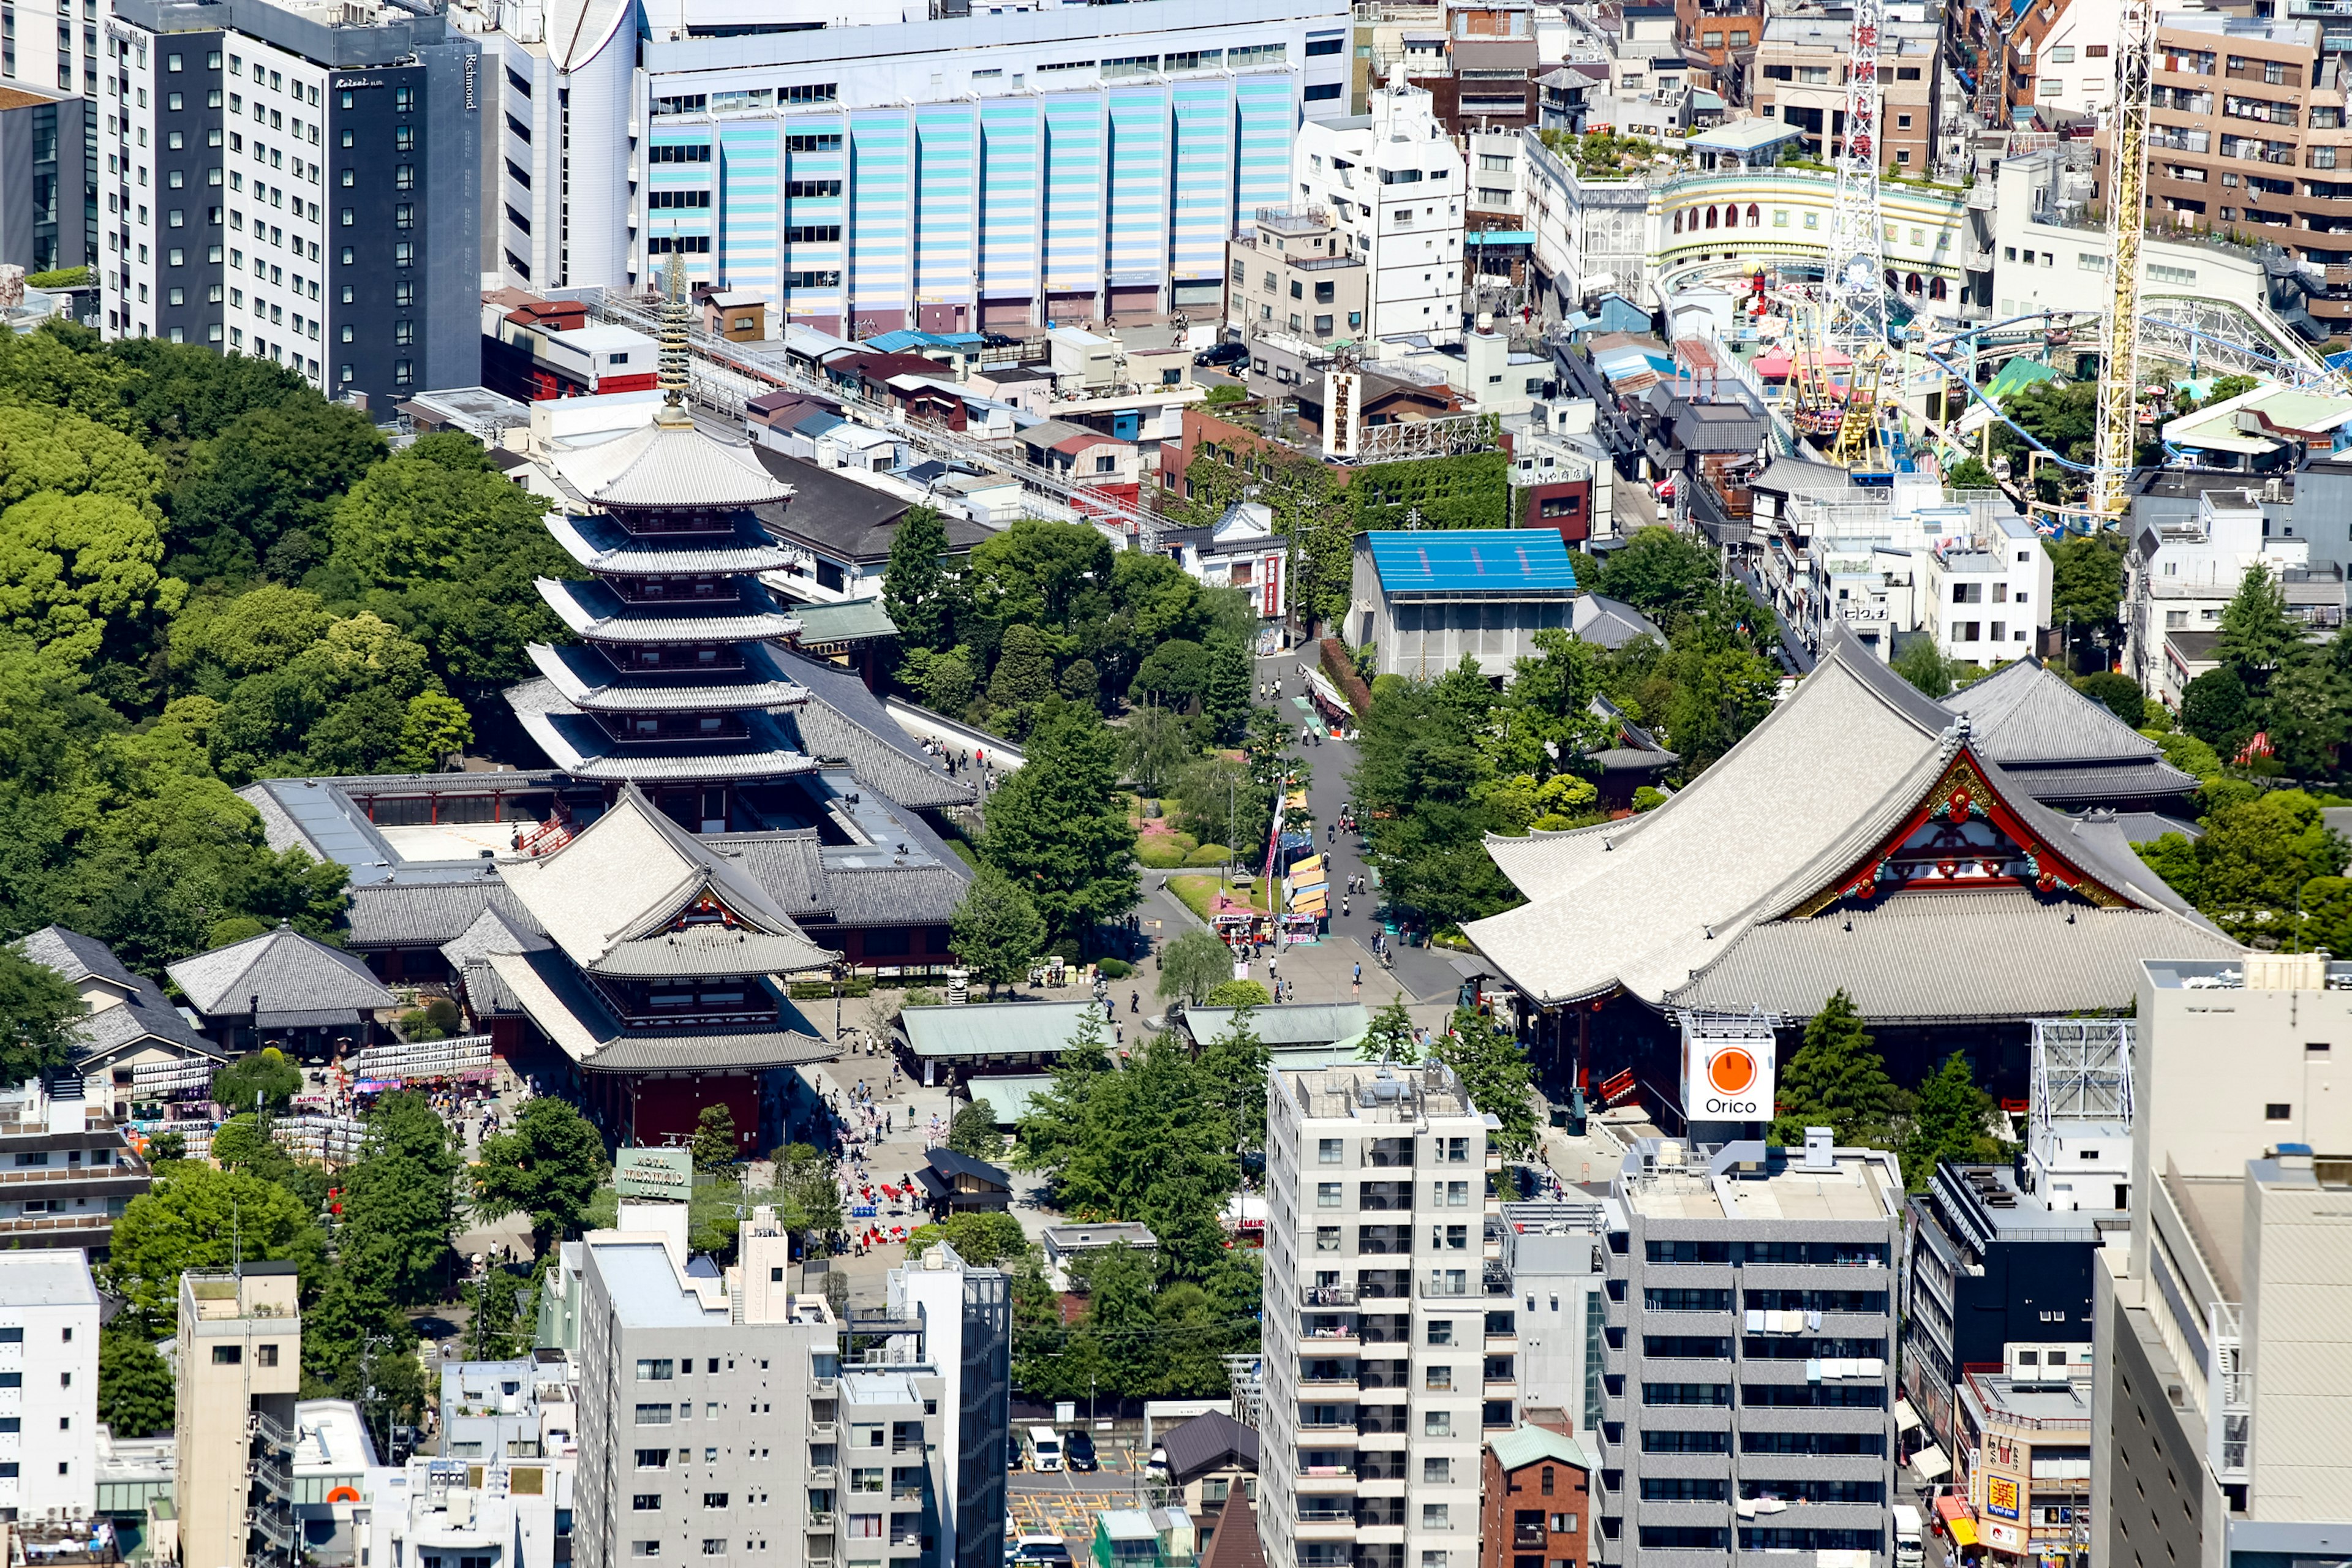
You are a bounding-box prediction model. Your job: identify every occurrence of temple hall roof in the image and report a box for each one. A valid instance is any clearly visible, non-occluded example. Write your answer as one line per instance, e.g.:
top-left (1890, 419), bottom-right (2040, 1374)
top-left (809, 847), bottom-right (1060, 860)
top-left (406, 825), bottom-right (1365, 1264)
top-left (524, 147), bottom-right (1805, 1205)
top-left (1936, 659), bottom-right (2197, 804)
top-left (496, 785), bottom-right (838, 980)
top-left (1463, 628), bottom-right (2239, 1020)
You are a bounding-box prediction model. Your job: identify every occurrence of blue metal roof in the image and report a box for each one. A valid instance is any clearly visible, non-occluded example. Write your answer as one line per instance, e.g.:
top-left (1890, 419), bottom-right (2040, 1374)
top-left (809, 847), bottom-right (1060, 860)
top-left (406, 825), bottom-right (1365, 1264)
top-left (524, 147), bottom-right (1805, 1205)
top-left (1363, 529), bottom-right (1578, 597)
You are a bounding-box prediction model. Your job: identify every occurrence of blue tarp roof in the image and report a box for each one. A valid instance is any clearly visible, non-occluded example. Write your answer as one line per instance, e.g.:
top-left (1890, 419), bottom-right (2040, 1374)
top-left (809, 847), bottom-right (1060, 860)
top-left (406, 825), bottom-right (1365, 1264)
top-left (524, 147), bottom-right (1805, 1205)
top-left (1363, 529), bottom-right (1578, 597)
top-left (861, 329), bottom-right (988, 354)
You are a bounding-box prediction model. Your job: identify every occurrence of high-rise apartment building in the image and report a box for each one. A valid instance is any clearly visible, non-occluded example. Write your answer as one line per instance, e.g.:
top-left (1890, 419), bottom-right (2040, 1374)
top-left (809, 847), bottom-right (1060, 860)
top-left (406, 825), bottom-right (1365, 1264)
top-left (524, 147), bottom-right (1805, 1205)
top-left (176, 1262), bottom-right (301, 1568)
top-left (2145, 12), bottom-right (2352, 264)
top-left (101, 0), bottom-right (479, 407)
top-left (0, 1250), bottom-right (99, 1521)
top-left (1598, 1132), bottom-right (1905, 1568)
top-left (1261, 1060), bottom-right (1499, 1568)
top-left (2094, 952), bottom-right (2352, 1568)
top-left (461, 0), bottom-right (1349, 330)
top-left (0, 83), bottom-right (93, 275)
top-left (568, 1207), bottom-right (1007, 1568)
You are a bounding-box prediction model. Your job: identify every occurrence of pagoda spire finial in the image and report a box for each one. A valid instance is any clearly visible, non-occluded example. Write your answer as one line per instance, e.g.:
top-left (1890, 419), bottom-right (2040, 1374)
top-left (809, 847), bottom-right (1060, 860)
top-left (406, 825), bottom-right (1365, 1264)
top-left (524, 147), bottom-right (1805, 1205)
top-left (657, 249), bottom-right (692, 426)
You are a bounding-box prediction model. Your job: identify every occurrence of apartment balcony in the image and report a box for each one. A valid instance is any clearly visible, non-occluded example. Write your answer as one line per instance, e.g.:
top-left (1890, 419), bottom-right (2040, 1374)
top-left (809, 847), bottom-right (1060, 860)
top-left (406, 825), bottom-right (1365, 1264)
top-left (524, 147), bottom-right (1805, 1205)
top-left (1295, 1466), bottom-right (1362, 1491)
top-left (1302, 1325), bottom-right (1363, 1351)
top-left (1303, 1284), bottom-right (1360, 1309)
top-left (1257, 206), bottom-right (1335, 235)
top-left (1295, 1518), bottom-right (1360, 1542)
top-left (808, 1466), bottom-right (839, 1486)
top-left (809, 1421), bottom-right (837, 1439)
top-left (807, 1513), bottom-right (837, 1531)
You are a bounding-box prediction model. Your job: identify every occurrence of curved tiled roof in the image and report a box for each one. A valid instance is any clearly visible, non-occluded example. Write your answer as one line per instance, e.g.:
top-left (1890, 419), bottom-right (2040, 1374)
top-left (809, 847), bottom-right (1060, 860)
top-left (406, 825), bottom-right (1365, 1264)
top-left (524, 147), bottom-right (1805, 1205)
top-left (547, 417), bottom-right (795, 511)
top-left (526, 641), bottom-right (808, 714)
top-left (1938, 659), bottom-right (2197, 801)
top-left (547, 512), bottom-right (799, 576)
top-left (165, 924), bottom-right (396, 1019)
top-left (1465, 627), bottom-right (2238, 1015)
top-left (535, 577), bottom-right (803, 645)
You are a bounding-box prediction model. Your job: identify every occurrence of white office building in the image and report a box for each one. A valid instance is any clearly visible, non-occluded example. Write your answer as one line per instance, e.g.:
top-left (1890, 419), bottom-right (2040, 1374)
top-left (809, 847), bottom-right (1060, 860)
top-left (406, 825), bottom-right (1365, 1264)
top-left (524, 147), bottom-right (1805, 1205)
top-left (1496, 1202), bottom-right (1608, 1442)
top-left (1261, 1060), bottom-right (1501, 1568)
top-left (1289, 70), bottom-right (1466, 348)
top-left (458, 0), bottom-right (1350, 331)
top-left (0, 1250), bottom-right (99, 1520)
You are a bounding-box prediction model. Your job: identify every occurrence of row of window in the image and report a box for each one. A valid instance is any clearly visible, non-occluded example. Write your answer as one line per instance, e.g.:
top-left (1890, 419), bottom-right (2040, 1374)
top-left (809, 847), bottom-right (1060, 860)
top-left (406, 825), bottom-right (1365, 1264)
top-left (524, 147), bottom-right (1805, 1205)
top-left (1643, 1240), bottom-right (1888, 1267)
top-left (1640, 1382), bottom-right (1888, 1408)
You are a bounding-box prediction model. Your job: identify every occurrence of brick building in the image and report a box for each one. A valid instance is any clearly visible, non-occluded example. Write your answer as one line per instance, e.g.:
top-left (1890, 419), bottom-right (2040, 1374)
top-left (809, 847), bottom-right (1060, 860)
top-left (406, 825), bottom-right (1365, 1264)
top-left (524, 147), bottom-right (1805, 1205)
top-left (1480, 1413), bottom-right (1596, 1568)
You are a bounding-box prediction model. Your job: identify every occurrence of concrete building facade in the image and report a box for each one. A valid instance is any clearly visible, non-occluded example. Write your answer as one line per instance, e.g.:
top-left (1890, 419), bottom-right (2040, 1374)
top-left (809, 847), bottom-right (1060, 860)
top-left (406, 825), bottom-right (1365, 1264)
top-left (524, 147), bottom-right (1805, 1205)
top-left (1598, 1133), bottom-right (1906, 1568)
top-left (0, 1251), bottom-right (99, 1522)
top-left (1292, 72), bottom-right (1468, 347)
top-left (102, 0), bottom-right (481, 409)
top-left (1259, 1060), bottom-right (1501, 1568)
top-left (176, 1264), bottom-right (301, 1568)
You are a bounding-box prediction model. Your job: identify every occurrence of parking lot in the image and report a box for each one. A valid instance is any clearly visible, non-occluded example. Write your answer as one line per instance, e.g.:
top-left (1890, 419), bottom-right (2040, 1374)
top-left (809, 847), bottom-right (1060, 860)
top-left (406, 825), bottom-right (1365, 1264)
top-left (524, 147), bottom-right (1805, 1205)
top-left (1006, 1440), bottom-right (1153, 1543)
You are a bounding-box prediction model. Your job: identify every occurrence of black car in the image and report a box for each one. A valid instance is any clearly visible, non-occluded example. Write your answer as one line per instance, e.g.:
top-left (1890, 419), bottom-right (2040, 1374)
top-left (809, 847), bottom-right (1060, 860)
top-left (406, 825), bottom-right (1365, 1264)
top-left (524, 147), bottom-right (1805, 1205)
top-left (1065, 1430), bottom-right (1099, 1472)
top-left (1194, 340), bottom-right (1248, 368)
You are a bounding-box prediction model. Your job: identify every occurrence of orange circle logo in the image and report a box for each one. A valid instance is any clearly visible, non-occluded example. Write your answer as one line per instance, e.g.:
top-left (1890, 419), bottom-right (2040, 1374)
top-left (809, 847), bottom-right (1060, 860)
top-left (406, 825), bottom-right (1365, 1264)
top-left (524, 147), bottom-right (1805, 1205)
top-left (1707, 1047), bottom-right (1757, 1095)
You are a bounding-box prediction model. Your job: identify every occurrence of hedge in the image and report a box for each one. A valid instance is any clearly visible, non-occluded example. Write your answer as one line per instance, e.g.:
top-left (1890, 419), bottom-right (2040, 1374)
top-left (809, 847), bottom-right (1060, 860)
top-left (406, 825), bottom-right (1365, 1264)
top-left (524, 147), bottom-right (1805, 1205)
top-left (1319, 637), bottom-right (1373, 715)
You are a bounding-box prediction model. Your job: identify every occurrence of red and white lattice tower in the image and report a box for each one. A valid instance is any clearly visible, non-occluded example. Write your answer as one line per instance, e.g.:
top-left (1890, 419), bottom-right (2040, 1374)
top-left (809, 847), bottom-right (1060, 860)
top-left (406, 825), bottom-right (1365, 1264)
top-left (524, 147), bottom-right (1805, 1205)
top-left (1823, 0), bottom-right (1890, 353)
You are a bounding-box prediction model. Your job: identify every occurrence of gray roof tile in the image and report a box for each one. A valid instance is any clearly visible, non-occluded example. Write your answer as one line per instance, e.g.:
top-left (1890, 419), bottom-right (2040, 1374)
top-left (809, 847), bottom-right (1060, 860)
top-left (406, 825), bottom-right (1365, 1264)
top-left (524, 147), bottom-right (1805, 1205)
top-left (165, 924), bottom-right (397, 1019)
top-left (14, 926), bottom-right (140, 992)
top-left (347, 880), bottom-right (534, 949)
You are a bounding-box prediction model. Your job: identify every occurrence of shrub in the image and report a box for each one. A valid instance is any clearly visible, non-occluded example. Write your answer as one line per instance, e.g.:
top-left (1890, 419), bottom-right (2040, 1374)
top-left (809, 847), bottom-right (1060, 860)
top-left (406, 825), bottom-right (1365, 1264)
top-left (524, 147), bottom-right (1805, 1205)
top-left (1185, 844), bottom-right (1234, 867)
top-left (1136, 840), bottom-right (1190, 869)
top-left (1319, 636), bottom-right (1372, 714)
top-left (1205, 979), bottom-right (1272, 1007)
top-left (1098, 957), bottom-right (1133, 979)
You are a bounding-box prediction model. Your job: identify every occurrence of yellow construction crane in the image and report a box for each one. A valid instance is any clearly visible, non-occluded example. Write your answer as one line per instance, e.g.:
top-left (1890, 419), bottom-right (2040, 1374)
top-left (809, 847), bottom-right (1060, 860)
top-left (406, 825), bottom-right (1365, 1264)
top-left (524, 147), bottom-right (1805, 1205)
top-left (2089, 0), bottom-right (2156, 524)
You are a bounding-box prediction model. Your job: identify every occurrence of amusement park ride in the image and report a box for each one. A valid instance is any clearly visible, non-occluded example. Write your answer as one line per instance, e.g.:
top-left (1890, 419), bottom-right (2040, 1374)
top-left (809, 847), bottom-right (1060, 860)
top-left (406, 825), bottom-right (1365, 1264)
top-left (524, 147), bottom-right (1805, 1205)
top-left (1743, 0), bottom-right (2342, 532)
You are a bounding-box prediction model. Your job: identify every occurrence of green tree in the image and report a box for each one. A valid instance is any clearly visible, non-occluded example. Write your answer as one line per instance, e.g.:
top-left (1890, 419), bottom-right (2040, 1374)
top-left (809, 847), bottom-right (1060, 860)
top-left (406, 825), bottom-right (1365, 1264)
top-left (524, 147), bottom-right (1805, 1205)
top-left (882, 505), bottom-right (957, 655)
top-left (2217, 562), bottom-right (2299, 688)
top-left (165, 401), bottom-right (386, 582)
top-left (1357, 993), bottom-right (1418, 1063)
top-left (1349, 661), bottom-right (1521, 933)
top-left (2132, 831), bottom-right (2202, 903)
top-left (949, 865), bottom-right (1048, 998)
top-left (212, 1047), bottom-right (303, 1114)
top-left (945, 1101), bottom-right (1004, 1160)
top-left (1058, 657), bottom-right (1102, 707)
top-left (764, 1143), bottom-right (843, 1255)
top-left (1596, 526), bottom-right (1719, 619)
top-left (396, 691), bottom-right (473, 771)
top-left (0, 490), bottom-right (186, 671)
top-left (2296, 875), bottom-right (2352, 957)
top-left (2266, 653), bottom-right (2351, 778)
top-left (2073, 671), bottom-right (2146, 729)
top-left (690, 1104), bottom-right (742, 1172)
top-left (1204, 979), bottom-right (1270, 1007)
top-left (1014, 1005), bottom-right (1117, 1176)
top-left (906, 1211), bottom-right (1028, 1267)
top-left (470, 1098), bottom-right (611, 1258)
top-left (339, 1090), bottom-right (461, 1306)
top-left (1195, 1004), bottom-right (1270, 1152)
top-left (1121, 704), bottom-right (1193, 800)
top-left (2151, 728), bottom-right (2223, 782)
top-left (2043, 532), bottom-right (2127, 655)
top-left (1770, 990), bottom-right (1898, 1150)
top-left (1201, 638), bottom-right (1254, 744)
top-left (98, 1325), bottom-right (175, 1437)
top-left (1902, 1052), bottom-right (2002, 1190)
top-left (1893, 636), bottom-right (1960, 696)
top-left (1430, 1008), bottom-right (1537, 1158)
top-left (1945, 456), bottom-right (1998, 489)
top-left (0, 946), bottom-right (83, 1087)
top-left (923, 647), bottom-right (978, 715)
top-left (987, 624), bottom-right (1057, 733)
top-left (2188, 791), bottom-right (2350, 942)
top-left (104, 1165), bottom-right (322, 1331)
top-left (464, 1265), bottom-right (535, 1361)
top-left (0, 401), bottom-right (166, 514)
top-left (980, 699), bottom-right (1137, 941)
top-left (1156, 927), bottom-right (1231, 1006)
top-left (1129, 639), bottom-right (1209, 707)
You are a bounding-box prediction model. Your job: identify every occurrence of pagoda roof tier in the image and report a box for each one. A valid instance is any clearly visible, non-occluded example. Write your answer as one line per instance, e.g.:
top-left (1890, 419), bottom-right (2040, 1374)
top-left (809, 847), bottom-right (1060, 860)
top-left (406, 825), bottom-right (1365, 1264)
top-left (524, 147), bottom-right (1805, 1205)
top-left (1937, 658), bottom-right (2199, 804)
top-left (484, 948), bottom-right (835, 1072)
top-left (546, 413), bottom-right (796, 511)
top-left (548, 512), bottom-right (801, 576)
top-left (1463, 627), bottom-right (2239, 1020)
top-left (508, 679), bottom-right (823, 782)
top-left (526, 641), bottom-right (809, 714)
top-left (537, 576), bottom-right (802, 645)
top-left (498, 783), bottom-right (839, 982)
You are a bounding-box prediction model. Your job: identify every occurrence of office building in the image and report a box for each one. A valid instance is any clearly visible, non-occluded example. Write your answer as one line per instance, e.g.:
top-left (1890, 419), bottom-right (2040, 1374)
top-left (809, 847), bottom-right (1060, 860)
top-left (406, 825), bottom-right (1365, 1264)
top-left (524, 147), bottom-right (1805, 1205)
top-left (0, 1250), bottom-right (99, 1520)
top-left (102, 0), bottom-right (480, 408)
top-left (1949, 1358), bottom-right (2093, 1564)
top-left (0, 84), bottom-right (92, 276)
top-left (1291, 72), bottom-right (1467, 347)
top-left (1899, 1161), bottom-right (2116, 1466)
top-left (1599, 1131), bottom-right (1905, 1568)
top-left (1259, 1060), bottom-right (1499, 1568)
top-left (176, 1263), bottom-right (301, 1568)
top-left (1348, 529), bottom-right (1576, 684)
top-left (1496, 1202), bottom-right (1608, 1442)
top-left (2094, 952), bottom-right (2352, 1568)
top-left (464, 0), bottom-right (1349, 328)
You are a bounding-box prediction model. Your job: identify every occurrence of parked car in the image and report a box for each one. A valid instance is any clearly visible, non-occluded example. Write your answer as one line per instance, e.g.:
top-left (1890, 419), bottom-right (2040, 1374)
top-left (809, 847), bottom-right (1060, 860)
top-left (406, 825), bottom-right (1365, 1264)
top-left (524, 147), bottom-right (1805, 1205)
top-left (1012, 1538), bottom-right (1073, 1567)
top-left (1194, 339), bottom-right (1248, 368)
top-left (1065, 1430), bottom-right (1099, 1472)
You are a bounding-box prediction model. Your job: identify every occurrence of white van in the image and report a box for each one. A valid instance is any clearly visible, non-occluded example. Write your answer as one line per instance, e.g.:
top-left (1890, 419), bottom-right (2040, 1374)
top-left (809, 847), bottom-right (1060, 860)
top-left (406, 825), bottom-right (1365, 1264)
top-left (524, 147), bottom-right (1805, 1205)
top-left (1028, 1426), bottom-right (1063, 1472)
top-left (1891, 1503), bottom-right (1924, 1567)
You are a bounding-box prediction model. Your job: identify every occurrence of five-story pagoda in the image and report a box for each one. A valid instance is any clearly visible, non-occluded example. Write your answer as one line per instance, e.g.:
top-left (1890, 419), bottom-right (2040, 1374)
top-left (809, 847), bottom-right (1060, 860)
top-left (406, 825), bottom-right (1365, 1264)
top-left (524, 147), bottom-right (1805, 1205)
top-left (506, 268), bottom-right (816, 833)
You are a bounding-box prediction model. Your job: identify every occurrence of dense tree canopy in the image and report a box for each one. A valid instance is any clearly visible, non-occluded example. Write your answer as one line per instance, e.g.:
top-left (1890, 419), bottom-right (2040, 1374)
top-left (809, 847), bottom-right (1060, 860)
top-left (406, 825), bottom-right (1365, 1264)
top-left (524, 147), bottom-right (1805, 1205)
top-left (979, 698), bottom-right (1137, 941)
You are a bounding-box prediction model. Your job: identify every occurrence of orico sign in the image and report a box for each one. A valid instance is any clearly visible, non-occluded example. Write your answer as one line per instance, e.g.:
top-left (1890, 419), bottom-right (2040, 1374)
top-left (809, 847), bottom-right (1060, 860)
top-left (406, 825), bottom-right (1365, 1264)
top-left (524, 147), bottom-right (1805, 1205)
top-left (1681, 1027), bottom-right (1776, 1121)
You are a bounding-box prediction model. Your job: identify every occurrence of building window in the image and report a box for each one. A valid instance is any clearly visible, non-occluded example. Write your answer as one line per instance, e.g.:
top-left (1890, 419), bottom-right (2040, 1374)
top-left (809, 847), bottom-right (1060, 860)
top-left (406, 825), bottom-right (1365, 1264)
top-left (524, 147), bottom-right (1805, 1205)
top-left (2267, 1103), bottom-right (2292, 1120)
